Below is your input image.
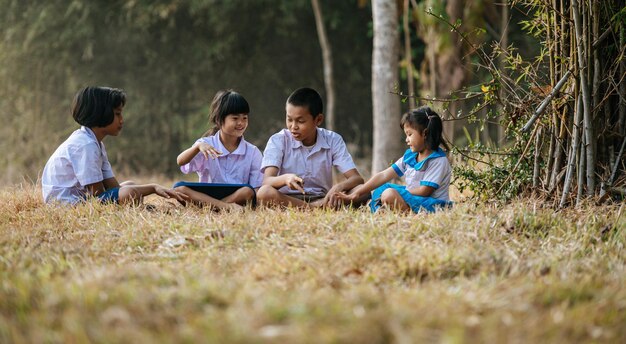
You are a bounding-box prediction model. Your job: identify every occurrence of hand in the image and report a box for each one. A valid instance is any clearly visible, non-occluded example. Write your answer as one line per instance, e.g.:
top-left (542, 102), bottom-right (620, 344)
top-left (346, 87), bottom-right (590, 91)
top-left (154, 185), bottom-right (190, 202)
top-left (284, 174), bottom-right (305, 194)
top-left (322, 185), bottom-right (345, 209)
top-left (197, 142), bottom-right (222, 159)
top-left (334, 184), bottom-right (365, 204)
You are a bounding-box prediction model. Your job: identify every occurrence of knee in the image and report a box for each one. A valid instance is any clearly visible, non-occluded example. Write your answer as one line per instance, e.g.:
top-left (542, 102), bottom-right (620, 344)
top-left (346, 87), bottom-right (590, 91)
top-left (380, 188), bottom-right (400, 205)
top-left (240, 186), bottom-right (255, 200)
top-left (256, 185), bottom-right (278, 201)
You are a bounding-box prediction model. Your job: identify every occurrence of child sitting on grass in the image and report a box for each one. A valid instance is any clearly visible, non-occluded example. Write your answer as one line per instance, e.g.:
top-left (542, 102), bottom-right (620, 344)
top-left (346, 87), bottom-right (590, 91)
top-left (174, 90), bottom-right (262, 211)
top-left (337, 107), bottom-right (452, 213)
top-left (42, 86), bottom-right (187, 205)
top-left (256, 87), bottom-right (364, 208)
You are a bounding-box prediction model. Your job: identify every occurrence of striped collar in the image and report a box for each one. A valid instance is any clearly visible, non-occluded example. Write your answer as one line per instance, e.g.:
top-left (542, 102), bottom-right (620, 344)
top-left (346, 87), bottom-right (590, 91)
top-left (403, 147), bottom-right (446, 170)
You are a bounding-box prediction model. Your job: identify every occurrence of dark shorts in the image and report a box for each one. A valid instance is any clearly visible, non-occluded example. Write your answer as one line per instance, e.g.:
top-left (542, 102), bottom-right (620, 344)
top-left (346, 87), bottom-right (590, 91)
top-left (97, 187), bottom-right (120, 204)
top-left (284, 193), bottom-right (326, 202)
top-left (173, 181), bottom-right (256, 205)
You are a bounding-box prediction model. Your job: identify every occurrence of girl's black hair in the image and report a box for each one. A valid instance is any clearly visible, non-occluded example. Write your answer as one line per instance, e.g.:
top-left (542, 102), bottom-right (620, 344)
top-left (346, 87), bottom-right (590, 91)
top-left (400, 106), bottom-right (449, 151)
top-left (72, 86), bottom-right (126, 127)
top-left (205, 90), bottom-right (250, 136)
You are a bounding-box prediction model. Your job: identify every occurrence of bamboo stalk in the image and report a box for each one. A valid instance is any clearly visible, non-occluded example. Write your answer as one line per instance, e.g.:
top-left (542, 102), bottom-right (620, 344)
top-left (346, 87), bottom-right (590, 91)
top-left (572, 0), bottom-right (595, 194)
top-left (618, 24), bottom-right (626, 136)
top-left (560, 93), bottom-right (583, 208)
top-left (521, 70), bottom-right (572, 132)
top-left (533, 126), bottom-right (542, 188)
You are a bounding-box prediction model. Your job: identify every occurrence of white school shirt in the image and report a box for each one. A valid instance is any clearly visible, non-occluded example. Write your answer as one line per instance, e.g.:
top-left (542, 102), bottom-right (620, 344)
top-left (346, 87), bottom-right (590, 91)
top-left (180, 132), bottom-right (263, 188)
top-left (391, 148), bottom-right (451, 201)
top-left (261, 128), bottom-right (357, 196)
top-left (42, 126), bottom-right (115, 204)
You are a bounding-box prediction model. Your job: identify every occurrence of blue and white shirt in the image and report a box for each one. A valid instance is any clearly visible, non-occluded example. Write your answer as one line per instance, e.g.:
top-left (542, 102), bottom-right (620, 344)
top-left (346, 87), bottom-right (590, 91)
top-left (391, 148), bottom-right (451, 201)
top-left (42, 126), bottom-right (115, 204)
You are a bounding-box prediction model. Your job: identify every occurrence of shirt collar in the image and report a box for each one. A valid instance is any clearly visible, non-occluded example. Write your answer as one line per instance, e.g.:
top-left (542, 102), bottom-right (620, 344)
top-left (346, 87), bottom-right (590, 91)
top-left (214, 131), bottom-right (247, 156)
top-left (403, 147), bottom-right (446, 170)
top-left (290, 128), bottom-right (330, 153)
top-left (80, 126), bottom-right (102, 147)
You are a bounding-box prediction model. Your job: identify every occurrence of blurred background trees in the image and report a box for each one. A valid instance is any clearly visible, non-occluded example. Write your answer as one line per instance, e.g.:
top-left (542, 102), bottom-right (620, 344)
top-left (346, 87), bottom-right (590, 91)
top-left (0, 0), bottom-right (374, 183)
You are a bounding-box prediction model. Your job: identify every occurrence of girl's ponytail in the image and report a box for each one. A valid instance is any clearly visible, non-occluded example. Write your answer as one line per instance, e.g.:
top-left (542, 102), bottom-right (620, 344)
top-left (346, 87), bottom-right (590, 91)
top-left (424, 108), bottom-right (448, 151)
top-left (401, 106), bottom-right (448, 151)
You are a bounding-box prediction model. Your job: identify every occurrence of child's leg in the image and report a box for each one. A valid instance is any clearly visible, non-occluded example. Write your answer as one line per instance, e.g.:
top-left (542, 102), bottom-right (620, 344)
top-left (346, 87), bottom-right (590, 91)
top-left (175, 186), bottom-right (241, 210)
top-left (379, 188), bottom-right (410, 212)
top-left (256, 185), bottom-right (307, 208)
top-left (222, 186), bottom-right (255, 205)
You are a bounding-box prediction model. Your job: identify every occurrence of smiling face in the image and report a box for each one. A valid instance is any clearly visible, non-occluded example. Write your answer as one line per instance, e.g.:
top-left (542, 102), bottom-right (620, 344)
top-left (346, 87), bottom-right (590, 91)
top-left (403, 122), bottom-right (427, 153)
top-left (220, 113), bottom-right (248, 138)
top-left (286, 103), bottom-right (323, 146)
top-left (102, 105), bottom-right (124, 137)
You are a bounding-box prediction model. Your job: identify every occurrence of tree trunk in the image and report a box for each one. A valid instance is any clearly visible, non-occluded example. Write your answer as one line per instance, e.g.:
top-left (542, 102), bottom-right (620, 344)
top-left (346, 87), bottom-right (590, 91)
top-left (371, 0), bottom-right (402, 174)
top-left (403, 0), bottom-right (415, 109)
top-left (311, 0), bottom-right (335, 131)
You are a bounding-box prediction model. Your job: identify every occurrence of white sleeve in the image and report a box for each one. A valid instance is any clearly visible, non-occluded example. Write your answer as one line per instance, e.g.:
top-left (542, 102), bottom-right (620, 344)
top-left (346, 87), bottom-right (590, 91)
top-left (330, 135), bottom-right (357, 173)
top-left (420, 158), bottom-right (450, 189)
top-left (248, 147), bottom-right (264, 188)
top-left (261, 133), bottom-right (284, 172)
top-left (71, 143), bottom-right (105, 186)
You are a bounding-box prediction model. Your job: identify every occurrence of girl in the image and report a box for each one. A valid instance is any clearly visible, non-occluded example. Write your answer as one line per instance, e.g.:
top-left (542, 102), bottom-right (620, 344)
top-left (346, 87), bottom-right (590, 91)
top-left (42, 86), bottom-right (188, 205)
top-left (338, 107), bottom-right (452, 213)
top-left (175, 90), bottom-right (262, 210)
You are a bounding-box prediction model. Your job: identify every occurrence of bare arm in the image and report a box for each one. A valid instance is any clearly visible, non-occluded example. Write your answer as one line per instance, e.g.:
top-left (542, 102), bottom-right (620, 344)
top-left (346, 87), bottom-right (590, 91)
top-left (341, 167), bottom-right (398, 201)
top-left (102, 177), bottom-right (120, 189)
top-left (177, 142), bottom-right (222, 166)
top-left (324, 168), bottom-right (363, 199)
top-left (406, 185), bottom-right (435, 197)
top-left (262, 166), bottom-right (305, 194)
top-left (86, 180), bottom-right (187, 204)
top-left (85, 181), bottom-right (107, 197)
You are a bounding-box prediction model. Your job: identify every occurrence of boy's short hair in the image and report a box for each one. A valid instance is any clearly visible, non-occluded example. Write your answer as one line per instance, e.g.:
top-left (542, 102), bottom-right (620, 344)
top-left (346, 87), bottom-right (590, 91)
top-left (72, 86), bottom-right (126, 128)
top-left (286, 87), bottom-right (323, 118)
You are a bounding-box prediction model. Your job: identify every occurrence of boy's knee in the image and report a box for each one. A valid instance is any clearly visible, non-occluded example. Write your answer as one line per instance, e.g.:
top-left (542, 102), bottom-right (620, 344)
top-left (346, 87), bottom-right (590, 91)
top-left (256, 185), bottom-right (278, 201)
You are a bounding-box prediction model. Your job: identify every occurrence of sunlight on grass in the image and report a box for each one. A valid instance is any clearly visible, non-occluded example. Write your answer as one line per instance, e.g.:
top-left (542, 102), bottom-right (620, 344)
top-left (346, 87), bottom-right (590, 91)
top-left (1, 184), bottom-right (624, 342)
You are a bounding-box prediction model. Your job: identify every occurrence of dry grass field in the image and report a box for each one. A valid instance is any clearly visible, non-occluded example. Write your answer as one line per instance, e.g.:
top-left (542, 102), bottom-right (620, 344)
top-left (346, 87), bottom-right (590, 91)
top-left (1, 183), bottom-right (624, 343)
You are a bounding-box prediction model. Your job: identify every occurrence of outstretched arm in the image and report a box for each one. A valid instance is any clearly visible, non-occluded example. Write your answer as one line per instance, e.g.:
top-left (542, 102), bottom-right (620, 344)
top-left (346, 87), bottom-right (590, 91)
top-left (337, 166), bottom-right (398, 202)
top-left (85, 181), bottom-right (188, 204)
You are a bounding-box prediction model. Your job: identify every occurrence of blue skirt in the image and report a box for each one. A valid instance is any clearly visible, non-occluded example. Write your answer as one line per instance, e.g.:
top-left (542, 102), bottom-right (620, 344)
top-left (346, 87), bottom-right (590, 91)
top-left (369, 183), bottom-right (452, 213)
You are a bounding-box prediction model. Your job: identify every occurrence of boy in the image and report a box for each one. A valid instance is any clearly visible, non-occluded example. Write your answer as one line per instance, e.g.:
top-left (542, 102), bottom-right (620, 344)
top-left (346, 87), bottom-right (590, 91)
top-left (42, 86), bottom-right (187, 205)
top-left (257, 87), bottom-right (364, 208)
